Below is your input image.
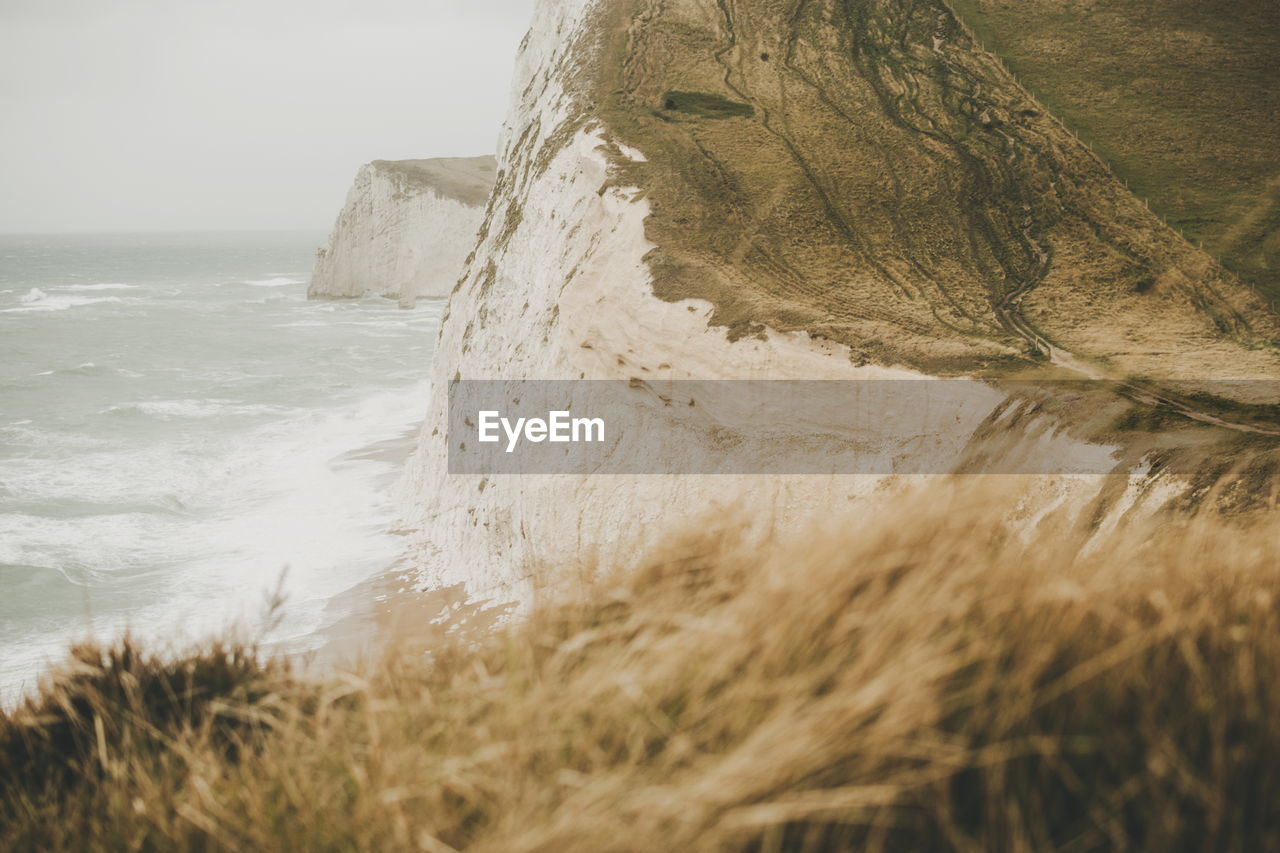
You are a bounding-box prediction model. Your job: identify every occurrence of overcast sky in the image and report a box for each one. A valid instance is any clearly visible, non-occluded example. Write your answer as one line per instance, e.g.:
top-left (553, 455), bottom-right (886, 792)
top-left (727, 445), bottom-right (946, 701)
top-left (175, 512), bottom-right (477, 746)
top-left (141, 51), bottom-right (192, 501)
top-left (0, 0), bottom-right (533, 233)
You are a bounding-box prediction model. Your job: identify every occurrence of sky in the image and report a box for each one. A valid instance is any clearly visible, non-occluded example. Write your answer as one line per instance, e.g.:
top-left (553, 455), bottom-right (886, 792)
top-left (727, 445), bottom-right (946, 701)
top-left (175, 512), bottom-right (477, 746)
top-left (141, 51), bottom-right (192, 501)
top-left (0, 0), bottom-right (533, 233)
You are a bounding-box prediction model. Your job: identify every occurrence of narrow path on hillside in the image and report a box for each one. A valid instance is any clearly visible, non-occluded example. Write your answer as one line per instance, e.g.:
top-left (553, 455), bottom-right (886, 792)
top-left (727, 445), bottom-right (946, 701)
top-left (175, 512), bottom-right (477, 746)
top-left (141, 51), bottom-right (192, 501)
top-left (926, 5), bottom-right (1280, 437)
top-left (630, 0), bottom-right (1280, 439)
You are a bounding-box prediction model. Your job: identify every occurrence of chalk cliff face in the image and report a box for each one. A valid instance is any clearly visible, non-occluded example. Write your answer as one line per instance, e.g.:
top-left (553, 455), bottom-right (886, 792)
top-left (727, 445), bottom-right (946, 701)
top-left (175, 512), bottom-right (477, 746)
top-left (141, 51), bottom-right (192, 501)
top-left (400, 0), bottom-right (1280, 601)
top-left (309, 157), bottom-right (496, 301)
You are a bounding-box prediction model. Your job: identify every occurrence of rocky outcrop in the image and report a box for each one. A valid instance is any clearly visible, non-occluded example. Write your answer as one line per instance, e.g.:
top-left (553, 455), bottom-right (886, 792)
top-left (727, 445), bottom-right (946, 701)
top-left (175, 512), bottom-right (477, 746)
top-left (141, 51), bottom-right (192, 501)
top-left (308, 157), bottom-right (496, 302)
top-left (398, 0), bottom-right (1280, 601)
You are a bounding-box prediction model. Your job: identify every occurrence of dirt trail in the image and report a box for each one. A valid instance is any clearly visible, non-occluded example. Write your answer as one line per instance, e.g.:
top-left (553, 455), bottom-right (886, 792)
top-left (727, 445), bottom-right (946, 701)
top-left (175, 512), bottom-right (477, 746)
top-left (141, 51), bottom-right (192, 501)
top-left (947, 23), bottom-right (1277, 436)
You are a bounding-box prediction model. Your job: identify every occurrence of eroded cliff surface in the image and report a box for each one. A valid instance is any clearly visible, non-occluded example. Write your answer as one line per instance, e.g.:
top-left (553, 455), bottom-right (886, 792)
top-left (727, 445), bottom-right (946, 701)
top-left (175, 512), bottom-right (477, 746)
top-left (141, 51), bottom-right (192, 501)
top-left (400, 0), bottom-right (1280, 600)
top-left (309, 157), bottom-right (496, 301)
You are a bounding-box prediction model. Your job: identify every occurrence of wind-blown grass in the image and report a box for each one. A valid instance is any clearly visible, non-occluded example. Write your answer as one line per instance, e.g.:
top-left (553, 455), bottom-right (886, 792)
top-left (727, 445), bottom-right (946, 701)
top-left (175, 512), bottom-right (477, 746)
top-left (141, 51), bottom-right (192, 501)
top-left (3, 482), bottom-right (1278, 851)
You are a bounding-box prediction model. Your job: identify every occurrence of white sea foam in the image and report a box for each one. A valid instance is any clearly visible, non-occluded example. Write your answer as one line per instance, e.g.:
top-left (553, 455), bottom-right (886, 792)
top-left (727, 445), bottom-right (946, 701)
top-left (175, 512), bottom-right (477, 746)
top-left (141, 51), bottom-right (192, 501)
top-left (166, 379), bottom-right (433, 643)
top-left (104, 399), bottom-right (297, 420)
top-left (2, 288), bottom-right (123, 313)
top-left (1, 234), bottom-right (442, 702)
top-left (33, 363), bottom-right (145, 379)
top-left (0, 511), bottom-right (173, 573)
top-left (2, 444), bottom-right (208, 506)
top-left (4, 378), bottom-right (432, 682)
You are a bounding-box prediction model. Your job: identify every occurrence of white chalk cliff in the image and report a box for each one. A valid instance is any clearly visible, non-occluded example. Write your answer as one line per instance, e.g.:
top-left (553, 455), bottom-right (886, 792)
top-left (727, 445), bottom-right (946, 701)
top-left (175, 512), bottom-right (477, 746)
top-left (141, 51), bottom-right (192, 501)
top-left (398, 0), bottom-right (1280, 602)
top-left (309, 157), bottom-right (496, 301)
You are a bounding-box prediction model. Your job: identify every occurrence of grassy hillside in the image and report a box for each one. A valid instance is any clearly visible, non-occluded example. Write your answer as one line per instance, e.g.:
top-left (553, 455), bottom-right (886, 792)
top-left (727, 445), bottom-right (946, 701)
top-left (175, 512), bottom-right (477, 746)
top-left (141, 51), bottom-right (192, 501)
top-left (948, 0), bottom-right (1280, 304)
top-left (585, 0), bottom-right (1280, 379)
top-left (3, 483), bottom-right (1279, 851)
top-left (373, 156), bottom-right (498, 207)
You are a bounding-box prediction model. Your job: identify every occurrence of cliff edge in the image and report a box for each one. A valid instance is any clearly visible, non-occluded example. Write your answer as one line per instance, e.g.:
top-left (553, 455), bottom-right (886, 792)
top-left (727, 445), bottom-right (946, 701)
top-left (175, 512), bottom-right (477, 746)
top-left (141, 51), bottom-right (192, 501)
top-left (400, 0), bottom-right (1280, 600)
top-left (309, 156), bottom-right (496, 301)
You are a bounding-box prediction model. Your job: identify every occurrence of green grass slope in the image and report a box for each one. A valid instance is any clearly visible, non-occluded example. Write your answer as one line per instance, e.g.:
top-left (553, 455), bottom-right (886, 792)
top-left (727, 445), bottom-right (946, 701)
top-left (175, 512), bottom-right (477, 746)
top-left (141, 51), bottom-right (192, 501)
top-left (948, 0), bottom-right (1280, 305)
top-left (585, 0), bottom-right (1280, 379)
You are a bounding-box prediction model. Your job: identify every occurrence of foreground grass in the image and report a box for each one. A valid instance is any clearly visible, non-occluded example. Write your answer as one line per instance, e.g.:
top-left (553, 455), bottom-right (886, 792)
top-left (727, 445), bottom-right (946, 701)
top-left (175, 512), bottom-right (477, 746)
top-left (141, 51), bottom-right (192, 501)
top-left (3, 484), bottom-right (1278, 851)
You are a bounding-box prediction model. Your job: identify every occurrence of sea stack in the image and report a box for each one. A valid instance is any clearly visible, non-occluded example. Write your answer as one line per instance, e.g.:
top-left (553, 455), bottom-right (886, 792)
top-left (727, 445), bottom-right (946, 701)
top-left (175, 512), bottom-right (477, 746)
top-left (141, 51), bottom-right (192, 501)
top-left (309, 156), bottom-right (496, 302)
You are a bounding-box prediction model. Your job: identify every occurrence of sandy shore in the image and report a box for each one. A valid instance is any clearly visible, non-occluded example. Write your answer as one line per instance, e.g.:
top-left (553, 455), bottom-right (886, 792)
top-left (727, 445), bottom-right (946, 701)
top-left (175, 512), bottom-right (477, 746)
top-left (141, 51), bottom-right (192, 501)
top-left (304, 426), bottom-right (514, 673)
top-left (309, 568), bottom-right (507, 667)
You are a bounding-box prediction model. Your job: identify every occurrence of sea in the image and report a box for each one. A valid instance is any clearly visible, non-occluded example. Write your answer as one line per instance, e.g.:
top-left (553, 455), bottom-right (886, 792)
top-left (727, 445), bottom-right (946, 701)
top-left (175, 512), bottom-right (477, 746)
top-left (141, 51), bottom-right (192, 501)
top-left (0, 232), bottom-right (442, 701)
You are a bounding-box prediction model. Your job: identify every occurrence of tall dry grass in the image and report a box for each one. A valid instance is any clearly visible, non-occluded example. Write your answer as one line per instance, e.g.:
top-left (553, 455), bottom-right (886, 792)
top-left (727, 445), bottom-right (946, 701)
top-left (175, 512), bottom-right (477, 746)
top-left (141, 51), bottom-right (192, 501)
top-left (2, 482), bottom-right (1278, 851)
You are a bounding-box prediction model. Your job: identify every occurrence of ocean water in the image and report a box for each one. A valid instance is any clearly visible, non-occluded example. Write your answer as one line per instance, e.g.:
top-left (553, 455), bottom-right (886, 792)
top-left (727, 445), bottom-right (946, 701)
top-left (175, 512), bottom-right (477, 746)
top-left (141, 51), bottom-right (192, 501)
top-left (0, 233), bottom-right (441, 700)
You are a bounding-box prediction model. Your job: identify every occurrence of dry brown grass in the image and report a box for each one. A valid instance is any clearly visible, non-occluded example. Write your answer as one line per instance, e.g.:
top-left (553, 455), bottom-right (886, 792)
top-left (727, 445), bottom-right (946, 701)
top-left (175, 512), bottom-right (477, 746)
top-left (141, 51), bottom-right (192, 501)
top-left (3, 482), bottom-right (1278, 851)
